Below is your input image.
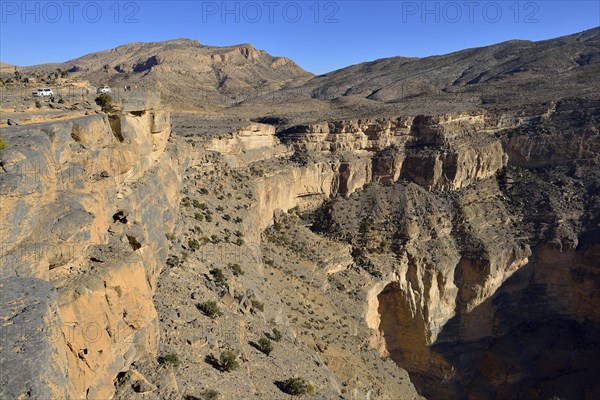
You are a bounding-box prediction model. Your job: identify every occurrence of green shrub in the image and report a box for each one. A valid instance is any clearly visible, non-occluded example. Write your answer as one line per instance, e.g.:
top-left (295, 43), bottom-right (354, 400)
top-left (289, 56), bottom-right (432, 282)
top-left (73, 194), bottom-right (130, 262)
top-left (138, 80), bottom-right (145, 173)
top-left (209, 268), bottom-right (226, 285)
top-left (223, 214), bottom-right (231, 221)
top-left (218, 350), bottom-right (239, 372)
top-left (278, 377), bottom-right (310, 396)
top-left (256, 337), bottom-right (273, 356)
top-left (95, 93), bottom-right (113, 113)
top-left (198, 301), bottom-right (222, 318)
top-left (0, 138), bottom-right (6, 150)
top-left (234, 238), bottom-right (244, 246)
top-left (200, 188), bottom-right (209, 195)
top-left (188, 239), bottom-right (200, 251)
top-left (194, 212), bottom-right (204, 221)
top-left (165, 232), bottom-right (176, 241)
top-left (270, 328), bottom-right (283, 342)
top-left (192, 199), bottom-right (208, 209)
top-left (228, 263), bottom-right (244, 276)
top-left (163, 353), bottom-right (180, 367)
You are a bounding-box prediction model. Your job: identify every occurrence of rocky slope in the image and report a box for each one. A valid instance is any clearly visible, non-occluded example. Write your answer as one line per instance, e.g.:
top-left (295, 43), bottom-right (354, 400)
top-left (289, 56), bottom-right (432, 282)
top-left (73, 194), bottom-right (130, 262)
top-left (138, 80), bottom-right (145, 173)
top-left (234, 27), bottom-right (600, 123)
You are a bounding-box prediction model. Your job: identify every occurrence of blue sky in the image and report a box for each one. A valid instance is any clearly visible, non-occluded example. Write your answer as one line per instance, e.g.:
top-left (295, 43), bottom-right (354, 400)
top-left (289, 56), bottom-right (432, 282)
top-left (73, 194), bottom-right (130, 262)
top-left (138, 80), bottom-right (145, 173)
top-left (1, 1), bottom-right (598, 74)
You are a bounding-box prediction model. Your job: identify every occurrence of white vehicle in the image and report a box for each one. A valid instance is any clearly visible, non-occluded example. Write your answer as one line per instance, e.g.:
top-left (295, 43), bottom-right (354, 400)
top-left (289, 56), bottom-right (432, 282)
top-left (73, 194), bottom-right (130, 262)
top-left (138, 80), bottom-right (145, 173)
top-left (97, 85), bottom-right (111, 94)
top-left (32, 88), bottom-right (54, 97)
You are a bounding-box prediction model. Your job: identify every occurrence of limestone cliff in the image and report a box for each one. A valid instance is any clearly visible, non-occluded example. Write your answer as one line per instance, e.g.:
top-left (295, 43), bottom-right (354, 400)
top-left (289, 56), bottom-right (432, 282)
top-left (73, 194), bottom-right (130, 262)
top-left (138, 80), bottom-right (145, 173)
top-left (0, 94), bottom-right (181, 399)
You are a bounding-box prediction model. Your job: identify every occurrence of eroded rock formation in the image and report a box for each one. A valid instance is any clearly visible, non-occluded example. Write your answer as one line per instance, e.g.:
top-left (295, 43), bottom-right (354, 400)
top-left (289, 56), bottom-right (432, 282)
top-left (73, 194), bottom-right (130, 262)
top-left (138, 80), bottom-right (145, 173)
top-left (0, 93), bottom-right (181, 399)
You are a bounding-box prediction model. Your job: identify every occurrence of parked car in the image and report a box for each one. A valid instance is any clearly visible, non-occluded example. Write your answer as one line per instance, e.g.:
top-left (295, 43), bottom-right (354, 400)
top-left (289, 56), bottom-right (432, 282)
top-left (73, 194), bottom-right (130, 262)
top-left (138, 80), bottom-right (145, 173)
top-left (97, 85), bottom-right (111, 94)
top-left (32, 88), bottom-right (53, 97)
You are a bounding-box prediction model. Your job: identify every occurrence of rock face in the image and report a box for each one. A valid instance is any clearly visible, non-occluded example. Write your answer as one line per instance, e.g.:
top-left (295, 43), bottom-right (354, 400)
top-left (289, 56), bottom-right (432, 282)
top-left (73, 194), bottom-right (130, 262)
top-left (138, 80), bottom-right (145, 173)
top-left (0, 277), bottom-right (75, 399)
top-left (0, 93), bottom-right (181, 399)
top-left (272, 100), bottom-right (599, 398)
top-left (195, 96), bottom-right (597, 399)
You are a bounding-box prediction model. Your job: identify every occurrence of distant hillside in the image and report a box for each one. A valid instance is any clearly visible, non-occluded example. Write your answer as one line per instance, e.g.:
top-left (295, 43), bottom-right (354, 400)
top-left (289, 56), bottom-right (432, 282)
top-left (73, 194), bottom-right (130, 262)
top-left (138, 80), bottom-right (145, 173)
top-left (240, 27), bottom-right (600, 122)
top-left (0, 62), bottom-right (16, 73)
top-left (13, 38), bottom-right (313, 109)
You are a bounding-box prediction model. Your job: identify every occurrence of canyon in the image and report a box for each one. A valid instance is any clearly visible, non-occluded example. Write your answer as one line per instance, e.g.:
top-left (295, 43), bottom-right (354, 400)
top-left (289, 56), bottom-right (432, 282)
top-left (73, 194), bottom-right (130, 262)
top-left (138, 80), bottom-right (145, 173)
top-left (1, 27), bottom-right (599, 399)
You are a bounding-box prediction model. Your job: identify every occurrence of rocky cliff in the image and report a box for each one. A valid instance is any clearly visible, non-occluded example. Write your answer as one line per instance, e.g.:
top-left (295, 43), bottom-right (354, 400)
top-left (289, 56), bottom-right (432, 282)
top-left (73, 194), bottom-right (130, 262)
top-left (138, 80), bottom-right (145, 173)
top-left (0, 93), bottom-right (182, 399)
top-left (270, 98), bottom-right (599, 399)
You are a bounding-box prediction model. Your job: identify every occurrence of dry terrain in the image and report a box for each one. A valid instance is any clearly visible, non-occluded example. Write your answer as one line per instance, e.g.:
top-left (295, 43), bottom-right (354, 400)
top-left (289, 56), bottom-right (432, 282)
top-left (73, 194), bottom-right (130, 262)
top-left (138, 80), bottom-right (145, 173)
top-left (1, 27), bottom-right (599, 400)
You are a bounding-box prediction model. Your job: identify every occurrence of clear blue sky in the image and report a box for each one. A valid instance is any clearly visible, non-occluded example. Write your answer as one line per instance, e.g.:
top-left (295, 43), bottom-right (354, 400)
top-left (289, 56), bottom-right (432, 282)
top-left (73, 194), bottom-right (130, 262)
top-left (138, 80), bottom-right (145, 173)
top-left (1, 1), bottom-right (598, 74)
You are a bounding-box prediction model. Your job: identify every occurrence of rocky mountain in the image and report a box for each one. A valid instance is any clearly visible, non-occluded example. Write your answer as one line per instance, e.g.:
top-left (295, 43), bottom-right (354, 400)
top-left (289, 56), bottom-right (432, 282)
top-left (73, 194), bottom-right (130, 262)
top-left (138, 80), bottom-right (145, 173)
top-left (1, 28), bottom-right (599, 400)
top-left (15, 38), bottom-right (313, 109)
top-left (236, 27), bottom-right (600, 123)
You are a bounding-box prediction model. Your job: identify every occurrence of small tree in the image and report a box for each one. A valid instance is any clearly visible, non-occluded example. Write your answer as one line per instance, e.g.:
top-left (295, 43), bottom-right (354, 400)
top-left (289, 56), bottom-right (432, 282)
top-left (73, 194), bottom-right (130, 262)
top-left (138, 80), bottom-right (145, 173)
top-left (228, 263), bottom-right (244, 276)
top-left (218, 350), bottom-right (239, 372)
top-left (256, 337), bottom-right (273, 356)
top-left (278, 377), bottom-right (310, 396)
top-left (162, 353), bottom-right (180, 367)
top-left (270, 328), bottom-right (283, 342)
top-left (95, 93), bottom-right (113, 113)
top-left (210, 268), bottom-right (227, 285)
top-left (188, 238), bottom-right (200, 251)
top-left (198, 301), bottom-right (222, 318)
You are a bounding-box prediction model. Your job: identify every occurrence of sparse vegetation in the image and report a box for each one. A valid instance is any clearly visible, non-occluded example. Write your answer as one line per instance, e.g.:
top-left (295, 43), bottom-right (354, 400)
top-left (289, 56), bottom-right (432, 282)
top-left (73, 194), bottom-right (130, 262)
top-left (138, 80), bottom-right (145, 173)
top-left (165, 232), bottom-right (176, 241)
top-left (198, 301), bottom-right (222, 318)
top-left (162, 353), bottom-right (180, 367)
top-left (270, 328), bottom-right (283, 342)
top-left (228, 263), bottom-right (244, 276)
top-left (95, 93), bottom-right (113, 113)
top-left (209, 268), bottom-right (226, 285)
top-left (277, 377), bottom-right (311, 396)
top-left (255, 337), bottom-right (273, 356)
top-left (188, 238), bottom-right (200, 251)
top-left (0, 138), bottom-right (6, 150)
top-left (217, 350), bottom-right (239, 372)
